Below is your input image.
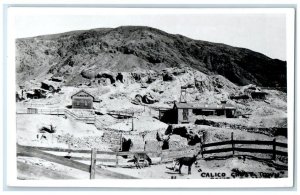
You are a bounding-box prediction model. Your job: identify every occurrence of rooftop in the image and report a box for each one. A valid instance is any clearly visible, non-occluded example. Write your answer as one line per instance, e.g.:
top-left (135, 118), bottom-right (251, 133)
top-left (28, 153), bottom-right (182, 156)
top-left (71, 89), bottom-right (95, 100)
top-left (71, 89), bottom-right (102, 102)
top-left (174, 102), bottom-right (236, 110)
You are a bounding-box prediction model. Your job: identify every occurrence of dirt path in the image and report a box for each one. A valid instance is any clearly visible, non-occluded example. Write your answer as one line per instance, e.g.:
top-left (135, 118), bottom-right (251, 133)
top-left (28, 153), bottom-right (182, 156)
top-left (17, 161), bottom-right (80, 180)
top-left (104, 156), bottom-right (288, 179)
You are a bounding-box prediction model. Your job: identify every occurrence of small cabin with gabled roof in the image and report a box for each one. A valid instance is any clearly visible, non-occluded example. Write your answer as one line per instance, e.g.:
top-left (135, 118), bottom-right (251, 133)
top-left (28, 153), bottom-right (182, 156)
top-left (71, 89), bottom-right (95, 109)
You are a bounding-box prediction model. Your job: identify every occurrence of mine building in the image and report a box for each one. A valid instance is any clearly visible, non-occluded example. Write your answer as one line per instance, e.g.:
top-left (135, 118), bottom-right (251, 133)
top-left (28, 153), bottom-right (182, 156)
top-left (71, 89), bottom-right (95, 109)
top-left (159, 86), bottom-right (237, 124)
top-left (159, 101), bottom-right (236, 124)
top-left (173, 101), bottom-right (236, 124)
top-left (250, 91), bottom-right (268, 100)
top-left (26, 88), bottom-right (48, 99)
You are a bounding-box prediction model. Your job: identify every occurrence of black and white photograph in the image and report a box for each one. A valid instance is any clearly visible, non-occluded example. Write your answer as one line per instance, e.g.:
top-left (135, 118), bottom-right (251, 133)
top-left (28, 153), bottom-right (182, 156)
top-left (4, 5), bottom-right (295, 188)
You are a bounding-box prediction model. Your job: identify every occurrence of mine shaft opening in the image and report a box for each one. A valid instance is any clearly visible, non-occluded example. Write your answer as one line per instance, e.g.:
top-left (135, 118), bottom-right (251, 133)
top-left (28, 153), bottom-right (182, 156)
top-left (116, 73), bottom-right (124, 83)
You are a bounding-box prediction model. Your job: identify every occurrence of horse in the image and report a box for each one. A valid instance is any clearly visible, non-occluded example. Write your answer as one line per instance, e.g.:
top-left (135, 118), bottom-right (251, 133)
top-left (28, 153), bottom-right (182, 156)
top-left (174, 151), bottom-right (201, 175)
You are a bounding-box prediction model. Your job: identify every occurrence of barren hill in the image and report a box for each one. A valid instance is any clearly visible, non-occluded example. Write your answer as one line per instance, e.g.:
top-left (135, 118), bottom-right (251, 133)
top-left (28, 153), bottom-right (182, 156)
top-left (16, 26), bottom-right (286, 87)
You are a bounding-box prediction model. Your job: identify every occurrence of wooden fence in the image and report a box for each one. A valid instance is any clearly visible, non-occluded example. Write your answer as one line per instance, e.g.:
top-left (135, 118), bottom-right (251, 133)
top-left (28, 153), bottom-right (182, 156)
top-left (17, 144), bottom-right (200, 168)
top-left (64, 109), bottom-right (95, 124)
top-left (18, 101), bottom-right (60, 107)
top-left (201, 132), bottom-right (287, 160)
top-left (107, 111), bottom-right (134, 118)
top-left (37, 108), bottom-right (65, 115)
top-left (17, 108), bottom-right (65, 115)
top-left (17, 144), bottom-right (137, 179)
top-left (17, 108), bottom-right (96, 124)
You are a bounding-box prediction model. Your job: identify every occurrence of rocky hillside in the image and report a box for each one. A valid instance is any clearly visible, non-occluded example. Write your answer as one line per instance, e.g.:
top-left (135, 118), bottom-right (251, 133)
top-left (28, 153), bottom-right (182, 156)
top-left (16, 26), bottom-right (286, 88)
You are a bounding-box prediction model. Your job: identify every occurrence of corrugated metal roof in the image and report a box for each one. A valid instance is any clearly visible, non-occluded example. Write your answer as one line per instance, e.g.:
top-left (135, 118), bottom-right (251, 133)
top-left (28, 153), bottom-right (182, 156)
top-left (174, 102), bottom-right (236, 110)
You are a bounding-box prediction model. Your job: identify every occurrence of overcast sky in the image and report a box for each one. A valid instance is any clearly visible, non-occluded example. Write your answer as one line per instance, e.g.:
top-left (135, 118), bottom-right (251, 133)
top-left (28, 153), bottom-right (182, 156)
top-left (12, 8), bottom-right (287, 60)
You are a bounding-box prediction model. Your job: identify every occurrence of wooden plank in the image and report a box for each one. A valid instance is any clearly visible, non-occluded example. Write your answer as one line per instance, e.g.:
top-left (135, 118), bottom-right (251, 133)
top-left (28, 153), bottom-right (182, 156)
top-left (201, 147), bottom-right (287, 157)
top-left (202, 141), bottom-right (232, 148)
top-left (203, 140), bottom-right (287, 148)
top-left (202, 147), bottom-right (233, 154)
top-left (20, 145), bottom-right (92, 153)
top-left (275, 150), bottom-right (288, 156)
top-left (234, 140), bottom-right (274, 145)
top-left (272, 138), bottom-right (276, 160)
top-left (115, 151), bottom-right (119, 167)
top-left (275, 142), bottom-right (288, 148)
top-left (17, 153), bottom-right (117, 162)
top-left (231, 132), bottom-right (235, 156)
top-left (18, 145), bottom-right (116, 155)
top-left (70, 157), bottom-right (117, 162)
top-left (118, 150), bottom-right (161, 155)
top-left (234, 148), bottom-right (274, 154)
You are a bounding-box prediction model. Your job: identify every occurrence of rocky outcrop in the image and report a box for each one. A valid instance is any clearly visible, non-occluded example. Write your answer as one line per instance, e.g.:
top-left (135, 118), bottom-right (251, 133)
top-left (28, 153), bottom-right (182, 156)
top-left (131, 93), bottom-right (158, 105)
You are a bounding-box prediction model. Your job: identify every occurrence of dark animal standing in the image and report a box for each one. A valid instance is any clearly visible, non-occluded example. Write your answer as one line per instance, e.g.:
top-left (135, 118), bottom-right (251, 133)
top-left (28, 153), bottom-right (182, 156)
top-left (174, 151), bottom-right (200, 175)
top-left (133, 153), bottom-right (152, 169)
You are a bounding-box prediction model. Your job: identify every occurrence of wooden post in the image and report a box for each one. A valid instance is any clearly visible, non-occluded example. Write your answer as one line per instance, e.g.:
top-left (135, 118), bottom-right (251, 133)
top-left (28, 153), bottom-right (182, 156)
top-left (158, 150), bottom-right (162, 164)
top-left (201, 132), bottom-right (205, 158)
top-left (116, 151), bottom-right (119, 167)
top-left (272, 138), bottom-right (276, 160)
top-left (231, 132), bottom-right (235, 156)
top-left (131, 117), bottom-right (134, 131)
top-left (90, 148), bottom-right (97, 179)
top-left (200, 134), bottom-right (204, 144)
top-left (119, 133), bottom-right (123, 151)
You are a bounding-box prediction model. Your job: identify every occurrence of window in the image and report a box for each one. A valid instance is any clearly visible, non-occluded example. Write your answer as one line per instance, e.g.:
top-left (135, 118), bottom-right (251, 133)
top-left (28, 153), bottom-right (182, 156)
top-left (85, 100), bottom-right (88, 106)
top-left (183, 109), bottom-right (189, 120)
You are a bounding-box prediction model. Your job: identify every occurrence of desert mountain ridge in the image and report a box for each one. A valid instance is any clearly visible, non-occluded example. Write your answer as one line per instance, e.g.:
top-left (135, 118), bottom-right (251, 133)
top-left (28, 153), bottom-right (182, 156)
top-left (16, 25), bottom-right (286, 88)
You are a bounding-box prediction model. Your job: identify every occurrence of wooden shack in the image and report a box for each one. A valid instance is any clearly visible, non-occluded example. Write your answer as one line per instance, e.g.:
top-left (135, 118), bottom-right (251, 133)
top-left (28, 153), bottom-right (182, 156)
top-left (251, 91), bottom-right (268, 100)
top-left (173, 102), bottom-right (194, 124)
top-left (71, 89), bottom-right (94, 109)
top-left (172, 101), bottom-right (236, 124)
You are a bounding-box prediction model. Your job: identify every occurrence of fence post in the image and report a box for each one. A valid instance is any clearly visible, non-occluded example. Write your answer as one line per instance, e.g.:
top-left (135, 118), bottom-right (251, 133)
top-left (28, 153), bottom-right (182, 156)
top-left (159, 149), bottom-right (162, 164)
top-left (120, 133), bottom-right (123, 151)
top-left (272, 138), bottom-right (276, 160)
top-left (116, 151), bottom-right (119, 167)
top-left (231, 132), bottom-right (235, 156)
top-left (90, 148), bottom-right (97, 179)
